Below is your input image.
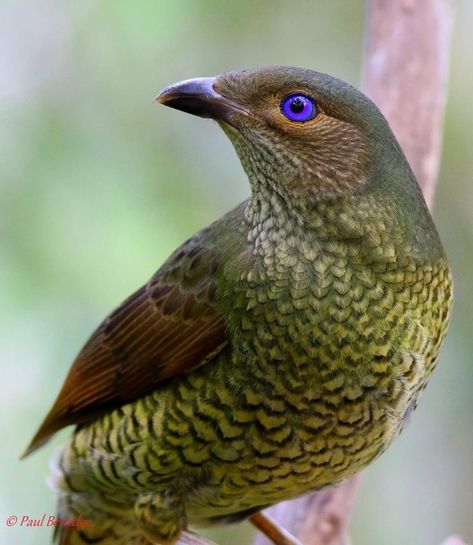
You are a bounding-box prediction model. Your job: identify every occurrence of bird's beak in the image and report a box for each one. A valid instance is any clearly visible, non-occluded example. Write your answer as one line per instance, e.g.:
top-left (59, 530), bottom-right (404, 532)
top-left (155, 77), bottom-right (248, 125)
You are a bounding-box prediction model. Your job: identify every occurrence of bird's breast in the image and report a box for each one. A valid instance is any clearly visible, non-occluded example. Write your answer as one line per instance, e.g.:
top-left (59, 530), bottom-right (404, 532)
top-left (223, 223), bottom-right (451, 442)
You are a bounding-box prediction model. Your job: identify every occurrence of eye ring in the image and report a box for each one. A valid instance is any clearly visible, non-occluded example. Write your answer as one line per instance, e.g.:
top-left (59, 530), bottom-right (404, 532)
top-left (281, 93), bottom-right (317, 122)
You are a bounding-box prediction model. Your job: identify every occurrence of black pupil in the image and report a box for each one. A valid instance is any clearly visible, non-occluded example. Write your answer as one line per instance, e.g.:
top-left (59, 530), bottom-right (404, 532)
top-left (290, 97), bottom-right (305, 113)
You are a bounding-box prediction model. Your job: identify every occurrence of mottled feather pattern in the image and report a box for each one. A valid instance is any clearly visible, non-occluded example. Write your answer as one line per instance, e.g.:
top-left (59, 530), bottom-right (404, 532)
top-left (25, 67), bottom-right (453, 545)
top-left (53, 198), bottom-right (451, 542)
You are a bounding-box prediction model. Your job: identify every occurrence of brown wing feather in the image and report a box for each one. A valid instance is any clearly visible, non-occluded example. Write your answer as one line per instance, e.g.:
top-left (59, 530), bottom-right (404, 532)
top-left (23, 241), bottom-right (227, 457)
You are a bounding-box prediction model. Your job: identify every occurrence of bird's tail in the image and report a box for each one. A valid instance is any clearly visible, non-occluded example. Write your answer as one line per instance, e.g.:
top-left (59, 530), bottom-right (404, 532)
top-left (54, 516), bottom-right (153, 545)
top-left (54, 520), bottom-right (219, 545)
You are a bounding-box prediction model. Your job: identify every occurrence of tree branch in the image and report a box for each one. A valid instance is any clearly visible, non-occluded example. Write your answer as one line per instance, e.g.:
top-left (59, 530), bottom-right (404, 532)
top-left (253, 1), bottom-right (453, 545)
top-left (361, 0), bottom-right (453, 206)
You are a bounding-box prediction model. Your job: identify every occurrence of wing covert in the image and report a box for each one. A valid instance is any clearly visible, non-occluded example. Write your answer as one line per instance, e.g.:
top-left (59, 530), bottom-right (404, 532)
top-left (24, 240), bottom-right (227, 456)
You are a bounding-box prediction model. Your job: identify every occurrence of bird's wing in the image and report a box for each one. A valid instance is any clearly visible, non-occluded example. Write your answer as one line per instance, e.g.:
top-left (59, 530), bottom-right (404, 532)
top-left (24, 236), bottom-right (227, 456)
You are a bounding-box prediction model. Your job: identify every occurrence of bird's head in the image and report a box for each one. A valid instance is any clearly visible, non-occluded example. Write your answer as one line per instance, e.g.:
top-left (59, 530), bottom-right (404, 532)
top-left (157, 67), bottom-right (407, 210)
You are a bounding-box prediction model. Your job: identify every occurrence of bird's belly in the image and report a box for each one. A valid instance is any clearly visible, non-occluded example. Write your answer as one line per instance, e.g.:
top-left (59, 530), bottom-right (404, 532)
top-left (184, 396), bottom-right (407, 524)
top-left (183, 320), bottom-right (442, 522)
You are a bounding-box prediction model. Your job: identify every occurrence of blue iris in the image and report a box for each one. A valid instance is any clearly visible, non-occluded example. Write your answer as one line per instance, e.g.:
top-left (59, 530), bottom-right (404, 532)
top-left (281, 94), bottom-right (316, 122)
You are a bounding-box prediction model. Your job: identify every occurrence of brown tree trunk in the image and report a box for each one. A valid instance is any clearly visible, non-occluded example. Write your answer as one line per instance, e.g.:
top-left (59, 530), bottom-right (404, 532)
top-left (361, 0), bottom-right (452, 206)
top-left (253, 1), bottom-right (454, 544)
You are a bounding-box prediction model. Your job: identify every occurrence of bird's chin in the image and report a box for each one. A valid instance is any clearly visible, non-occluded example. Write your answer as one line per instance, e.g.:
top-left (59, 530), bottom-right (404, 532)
top-left (218, 118), bottom-right (244, 132)
top-left (218, 120), bottom-right (248, 142)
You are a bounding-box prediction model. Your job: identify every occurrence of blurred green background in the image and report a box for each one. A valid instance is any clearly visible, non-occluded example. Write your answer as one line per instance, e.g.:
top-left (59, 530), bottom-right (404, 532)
top-left (1, 1), bottom-right (472, 544)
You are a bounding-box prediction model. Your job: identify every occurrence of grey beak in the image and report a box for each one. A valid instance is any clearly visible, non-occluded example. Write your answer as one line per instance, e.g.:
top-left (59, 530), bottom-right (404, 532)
top-left (155, 77), bottom-right (248, 124)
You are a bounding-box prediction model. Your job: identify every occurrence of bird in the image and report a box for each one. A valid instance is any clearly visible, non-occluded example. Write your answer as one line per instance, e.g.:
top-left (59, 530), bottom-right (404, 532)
top-left (23, 66), bottom-right (453, 545)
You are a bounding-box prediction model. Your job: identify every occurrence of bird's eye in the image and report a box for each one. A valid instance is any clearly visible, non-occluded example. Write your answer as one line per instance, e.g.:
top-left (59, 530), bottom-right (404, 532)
top-left (281, 94), bottom-right (316, 122)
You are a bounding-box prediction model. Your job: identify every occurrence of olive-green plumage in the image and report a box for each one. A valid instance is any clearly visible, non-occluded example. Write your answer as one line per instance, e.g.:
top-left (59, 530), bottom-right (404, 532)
top-left (29, 67), bottom-right (452, 545)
